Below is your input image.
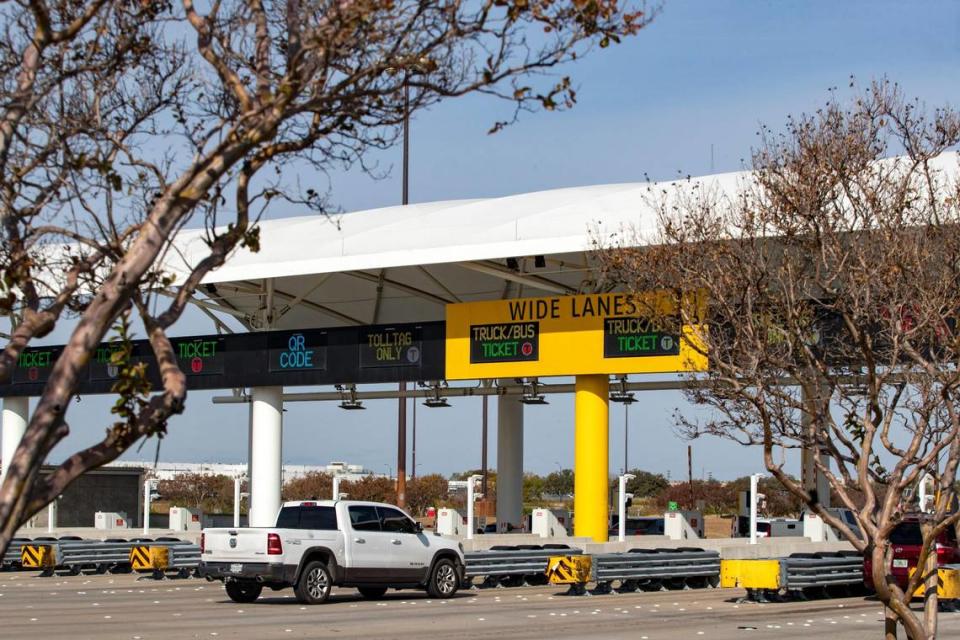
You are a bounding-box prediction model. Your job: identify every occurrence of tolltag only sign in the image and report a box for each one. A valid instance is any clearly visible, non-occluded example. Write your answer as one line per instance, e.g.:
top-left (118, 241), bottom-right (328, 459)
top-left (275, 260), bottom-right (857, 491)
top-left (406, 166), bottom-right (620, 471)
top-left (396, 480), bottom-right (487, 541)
top-left (445, 292), bottom-right (706, 379)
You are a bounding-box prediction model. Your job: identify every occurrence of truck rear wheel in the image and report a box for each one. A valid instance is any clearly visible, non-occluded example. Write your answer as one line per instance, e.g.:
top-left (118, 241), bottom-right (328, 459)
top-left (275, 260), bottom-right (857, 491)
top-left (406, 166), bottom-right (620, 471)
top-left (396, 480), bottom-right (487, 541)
top-left (357, 586), bottom-right (388, 599)
top-left (295, 560), bottom-right (332, 605)
top-left (225, 580), bottom-right (262, 603)
top-left (427, 558), bottom-right (459, 599)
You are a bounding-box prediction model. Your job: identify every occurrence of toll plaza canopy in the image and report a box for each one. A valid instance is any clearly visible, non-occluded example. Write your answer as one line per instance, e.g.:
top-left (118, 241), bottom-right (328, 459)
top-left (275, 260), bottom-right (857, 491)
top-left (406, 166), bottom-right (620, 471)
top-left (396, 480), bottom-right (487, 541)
top-left (164, 169), bottom-right (747, 331)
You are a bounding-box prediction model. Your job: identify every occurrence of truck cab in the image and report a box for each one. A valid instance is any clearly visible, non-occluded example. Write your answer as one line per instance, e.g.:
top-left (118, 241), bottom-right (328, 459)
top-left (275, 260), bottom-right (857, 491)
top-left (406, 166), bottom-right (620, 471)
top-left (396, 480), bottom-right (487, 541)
top-left (199, 500), bottom-right (465, 604)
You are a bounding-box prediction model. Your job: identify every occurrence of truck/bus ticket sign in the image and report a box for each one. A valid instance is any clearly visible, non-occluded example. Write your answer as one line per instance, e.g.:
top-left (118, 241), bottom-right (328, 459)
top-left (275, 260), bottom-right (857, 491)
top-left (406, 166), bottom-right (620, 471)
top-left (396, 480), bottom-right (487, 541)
top-left (445, 292), bottom-right (706, 379)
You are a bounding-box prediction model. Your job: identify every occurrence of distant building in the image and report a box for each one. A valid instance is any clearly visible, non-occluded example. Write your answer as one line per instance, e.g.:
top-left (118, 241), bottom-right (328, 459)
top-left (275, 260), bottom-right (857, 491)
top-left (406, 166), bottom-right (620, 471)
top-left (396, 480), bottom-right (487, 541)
top-left (26, 465), bottom-right (145, 529)
top-left (105, 460), bottom-right (382, 482)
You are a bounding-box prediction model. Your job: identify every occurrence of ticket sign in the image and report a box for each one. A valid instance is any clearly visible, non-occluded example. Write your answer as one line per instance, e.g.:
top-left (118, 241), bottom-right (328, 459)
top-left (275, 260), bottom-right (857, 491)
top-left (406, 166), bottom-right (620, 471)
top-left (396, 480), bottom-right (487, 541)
top-left (603, 318), bottom-right (680, 358)
top-left (269, 330), bottom-right (327, 372)
top-left (12, 347), bottom-right (61, 384)
top-left (88, 343), bottom-right (150, 381)
top-left (174, 336), bottom-right (225, 375)
top-left (445, 292), bottom-right (707, 379)
top-left (470, 322), bottom-right (539, 363)
top-left (359, 326), bottom-right (422, 368)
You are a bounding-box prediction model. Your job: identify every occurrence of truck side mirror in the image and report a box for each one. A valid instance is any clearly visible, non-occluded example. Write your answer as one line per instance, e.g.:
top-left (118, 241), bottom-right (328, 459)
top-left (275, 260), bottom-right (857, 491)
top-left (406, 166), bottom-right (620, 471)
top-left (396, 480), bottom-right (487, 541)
top-left (415, 521), bottom-right (423, 533)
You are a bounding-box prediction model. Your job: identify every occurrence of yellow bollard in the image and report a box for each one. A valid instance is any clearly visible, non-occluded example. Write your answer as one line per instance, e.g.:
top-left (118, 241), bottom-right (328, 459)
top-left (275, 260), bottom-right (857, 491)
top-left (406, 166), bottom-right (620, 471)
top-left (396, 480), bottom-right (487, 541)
top-left (574, 374), bottom-right (609, 542)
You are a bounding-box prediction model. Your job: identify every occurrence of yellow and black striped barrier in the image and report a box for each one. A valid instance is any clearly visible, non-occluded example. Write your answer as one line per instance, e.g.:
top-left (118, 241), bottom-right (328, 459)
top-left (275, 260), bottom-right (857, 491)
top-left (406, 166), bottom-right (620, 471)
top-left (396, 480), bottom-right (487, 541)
top-left (129, 545), bottom-right (171, 576)
top-left (910, 566), bottom-right (960, 600)
top-left (130, 545), bottom-right (153, 571)
top-left (546, 555), bottom-right (592, 584)
top-left (546, 555), bottom-right (592, 595)
top-left (20, 544), bottom-right (55, 570)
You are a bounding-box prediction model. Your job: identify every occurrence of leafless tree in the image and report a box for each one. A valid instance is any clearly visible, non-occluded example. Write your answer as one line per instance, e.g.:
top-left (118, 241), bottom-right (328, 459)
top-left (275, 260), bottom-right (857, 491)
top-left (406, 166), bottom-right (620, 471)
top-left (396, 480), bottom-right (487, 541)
top-left (0, 0), bottom-right (654, 556)
top-left (601, 82), bottom-right (960, 639)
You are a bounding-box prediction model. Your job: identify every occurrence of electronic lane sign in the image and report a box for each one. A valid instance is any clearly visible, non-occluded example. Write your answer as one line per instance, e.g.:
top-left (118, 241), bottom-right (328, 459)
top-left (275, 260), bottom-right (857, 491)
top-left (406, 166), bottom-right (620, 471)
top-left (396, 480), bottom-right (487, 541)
top-left (359, 325), bottom-right (422, 368)
top-left (445, 292), bottom-right (707, 379)
top-left (469, 322), bottom-right (539, 364)
top-left (0, 322), bottom-right (445, 398)
top-left (269, 330), bottom-right (327, 372)
top-left (603, 318), bottom-right (680, 358)
top-left (12, 346), bottom-right (62, 384)
top-left (174, 336), bottom-right (225, 375)
top-left (88, 342), bottom-right (153, 382)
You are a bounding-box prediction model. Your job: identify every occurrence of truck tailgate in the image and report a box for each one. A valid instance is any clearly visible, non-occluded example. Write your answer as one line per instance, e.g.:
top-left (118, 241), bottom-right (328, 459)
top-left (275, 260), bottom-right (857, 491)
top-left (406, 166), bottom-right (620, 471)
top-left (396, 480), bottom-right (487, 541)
top-left (203, 528), bottom-right (274, 563)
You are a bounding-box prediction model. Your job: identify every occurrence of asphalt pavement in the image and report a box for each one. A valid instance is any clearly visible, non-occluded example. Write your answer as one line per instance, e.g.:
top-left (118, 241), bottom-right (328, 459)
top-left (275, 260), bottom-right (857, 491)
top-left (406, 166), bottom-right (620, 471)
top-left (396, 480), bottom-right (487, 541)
top-left (1, 572), bottom-right (958, 639)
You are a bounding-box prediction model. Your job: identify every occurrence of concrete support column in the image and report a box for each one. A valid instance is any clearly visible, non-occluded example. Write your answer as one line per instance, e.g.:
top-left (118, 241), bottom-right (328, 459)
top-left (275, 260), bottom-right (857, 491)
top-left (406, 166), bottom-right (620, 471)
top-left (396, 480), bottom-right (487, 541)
top-left (1, 396), bottom-right (29, 484)
top-left (496, 386), bottom-right (524, 531)
top-left (800, 384), bottom-right (831, 508)
top-left (574, 375), bottom-right (609, 542)
top-left (249, 386), bottom-right (283, 527)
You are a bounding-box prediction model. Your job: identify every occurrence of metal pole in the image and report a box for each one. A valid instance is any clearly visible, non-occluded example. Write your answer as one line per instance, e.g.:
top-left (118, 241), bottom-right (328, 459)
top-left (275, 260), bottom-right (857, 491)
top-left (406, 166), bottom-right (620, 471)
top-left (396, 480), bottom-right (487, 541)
top-left (411, 399), bottom-right (417, 479)
top-left (467, 474), bottom-right (481, 540)
top-left (623, 402), bottom-right (629, 474)
top-left (617, 474), bottom-right (634, 542)
top-left (234, 477), bottom-right (242, 528)
top-left (47, 499), bottom-right (57, 533)
top-left (397, 382), bottom-right (407, 507)
top-left (332, 475), bottom-right (341, 500)
top-left (395, 76), bottom-right (411, 507)
top-left (749, 473), bottom-right (761, 545)
top-left (402, 76), bottom-right (410, 206)
top-left (481, 394), bottom-right (488, 496)
top-left (143, 480), bottom-right (151, 534)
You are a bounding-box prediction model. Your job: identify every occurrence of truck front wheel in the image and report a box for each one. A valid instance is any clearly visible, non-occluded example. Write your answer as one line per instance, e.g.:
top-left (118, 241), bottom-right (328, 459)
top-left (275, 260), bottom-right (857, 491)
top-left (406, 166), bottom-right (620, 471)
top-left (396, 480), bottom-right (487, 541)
top-left (225, 580), bottom-right (262, 603)
top-left (295, 560), bottom-right (332, 605)
top-left (427, 558), bottom-right (460, 599)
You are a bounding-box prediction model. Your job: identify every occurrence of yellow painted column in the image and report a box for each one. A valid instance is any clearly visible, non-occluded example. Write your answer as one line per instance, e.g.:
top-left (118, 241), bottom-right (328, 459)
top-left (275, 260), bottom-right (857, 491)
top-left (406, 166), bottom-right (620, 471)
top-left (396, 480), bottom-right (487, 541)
top-left (574, 374), bottom-right (609, 542)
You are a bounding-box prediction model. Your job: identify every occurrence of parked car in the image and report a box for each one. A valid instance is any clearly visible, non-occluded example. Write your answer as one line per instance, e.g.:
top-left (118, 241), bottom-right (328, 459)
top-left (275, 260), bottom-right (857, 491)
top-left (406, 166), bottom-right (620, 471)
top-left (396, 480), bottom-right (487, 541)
top-left (732, 516), bottom-right (803, 538)
top-left (863, 516), bottom-right (960, 591)
top-left (199, 500), bottom-right (465, 604)
top-left (608, 516), bottom-right (665, 537)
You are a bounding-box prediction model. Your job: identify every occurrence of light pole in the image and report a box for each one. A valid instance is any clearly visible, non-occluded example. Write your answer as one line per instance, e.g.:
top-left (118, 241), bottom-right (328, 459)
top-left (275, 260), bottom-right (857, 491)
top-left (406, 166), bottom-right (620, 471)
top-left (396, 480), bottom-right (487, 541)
top-left (749, 473), bottom-right (763, 545)
top-left (411, 393), bottom-right (417, 479)
top-left (623, 402), bottom-right (629, 474)
top-left (617, 473), bottom-right (635, 542)
top-left (396, 73), bottom-right (413, 508)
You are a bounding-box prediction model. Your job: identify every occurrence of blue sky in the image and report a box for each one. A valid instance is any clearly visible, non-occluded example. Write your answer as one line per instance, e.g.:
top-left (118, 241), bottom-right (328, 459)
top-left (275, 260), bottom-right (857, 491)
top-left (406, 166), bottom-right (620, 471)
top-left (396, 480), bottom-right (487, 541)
top-left (32, 1), bottom-right (960, 480)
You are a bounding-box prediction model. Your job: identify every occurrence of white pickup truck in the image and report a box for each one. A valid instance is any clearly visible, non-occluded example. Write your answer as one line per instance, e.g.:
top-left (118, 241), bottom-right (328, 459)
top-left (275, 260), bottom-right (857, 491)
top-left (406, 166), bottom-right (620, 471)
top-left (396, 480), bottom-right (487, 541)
top-left (199, 500), bottom-right (465, 604)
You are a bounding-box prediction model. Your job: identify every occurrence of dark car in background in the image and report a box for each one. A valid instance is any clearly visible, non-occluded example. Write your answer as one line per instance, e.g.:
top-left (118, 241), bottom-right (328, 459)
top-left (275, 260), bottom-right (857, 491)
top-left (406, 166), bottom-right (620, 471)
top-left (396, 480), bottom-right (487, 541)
top-left (863, 516), bottom-right (960, 591)
top-left (608, 516), bottom-right (665, 537)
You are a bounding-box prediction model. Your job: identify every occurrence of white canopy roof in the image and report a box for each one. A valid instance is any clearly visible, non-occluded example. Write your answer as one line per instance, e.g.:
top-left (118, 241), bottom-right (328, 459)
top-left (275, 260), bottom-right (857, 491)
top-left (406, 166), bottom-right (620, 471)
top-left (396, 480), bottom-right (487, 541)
top-left (167, 169), bottom-right (749, 331)
top-left (155, 151), bottom-right (960, 331)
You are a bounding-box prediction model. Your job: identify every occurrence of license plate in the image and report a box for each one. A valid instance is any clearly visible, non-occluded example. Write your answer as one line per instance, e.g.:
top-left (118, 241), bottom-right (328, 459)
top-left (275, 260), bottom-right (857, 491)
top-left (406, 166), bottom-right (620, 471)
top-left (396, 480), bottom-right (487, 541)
top-left (230, 563), bottom-right (243, 573)
top-left (893, 559), bottom-right (908, 568)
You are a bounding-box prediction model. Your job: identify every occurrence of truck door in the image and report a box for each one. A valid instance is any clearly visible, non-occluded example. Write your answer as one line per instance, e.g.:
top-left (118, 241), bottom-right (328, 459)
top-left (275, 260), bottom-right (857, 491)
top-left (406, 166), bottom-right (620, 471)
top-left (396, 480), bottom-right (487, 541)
top-left (377, 506), bottom-right (432, 581)
top-left (345, 505), bottom-right (393, 582)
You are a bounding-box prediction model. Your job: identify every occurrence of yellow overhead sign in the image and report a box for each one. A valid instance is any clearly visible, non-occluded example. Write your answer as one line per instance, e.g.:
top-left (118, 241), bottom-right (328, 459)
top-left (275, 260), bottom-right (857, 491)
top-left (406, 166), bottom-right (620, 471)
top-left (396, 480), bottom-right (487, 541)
top-left (444, 292), bottom-right (707, 379)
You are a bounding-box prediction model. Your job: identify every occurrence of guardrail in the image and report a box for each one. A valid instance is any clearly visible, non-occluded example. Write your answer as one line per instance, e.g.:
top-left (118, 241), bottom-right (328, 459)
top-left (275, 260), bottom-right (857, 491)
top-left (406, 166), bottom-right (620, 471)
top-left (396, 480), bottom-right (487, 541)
top-left (465, 545), bottom-right (581, 587)
top-left (52, 539), bottom-right (136, 575)
top-left (1, 538), bottom-right (29, 570)
top-left (721, 552), bottom-right (866, 602)
top-left (589, 548), bottom-right (721, 595)
top-left (781, 552), bottom-right (865, 596)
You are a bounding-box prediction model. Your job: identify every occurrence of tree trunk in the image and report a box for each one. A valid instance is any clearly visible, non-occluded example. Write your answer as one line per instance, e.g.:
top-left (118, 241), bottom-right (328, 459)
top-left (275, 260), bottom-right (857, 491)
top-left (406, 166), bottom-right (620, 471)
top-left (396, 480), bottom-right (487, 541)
top-left (886, 605), bottom-right (898, 640)
top-left (921, 520), bottom-right (939, 638)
